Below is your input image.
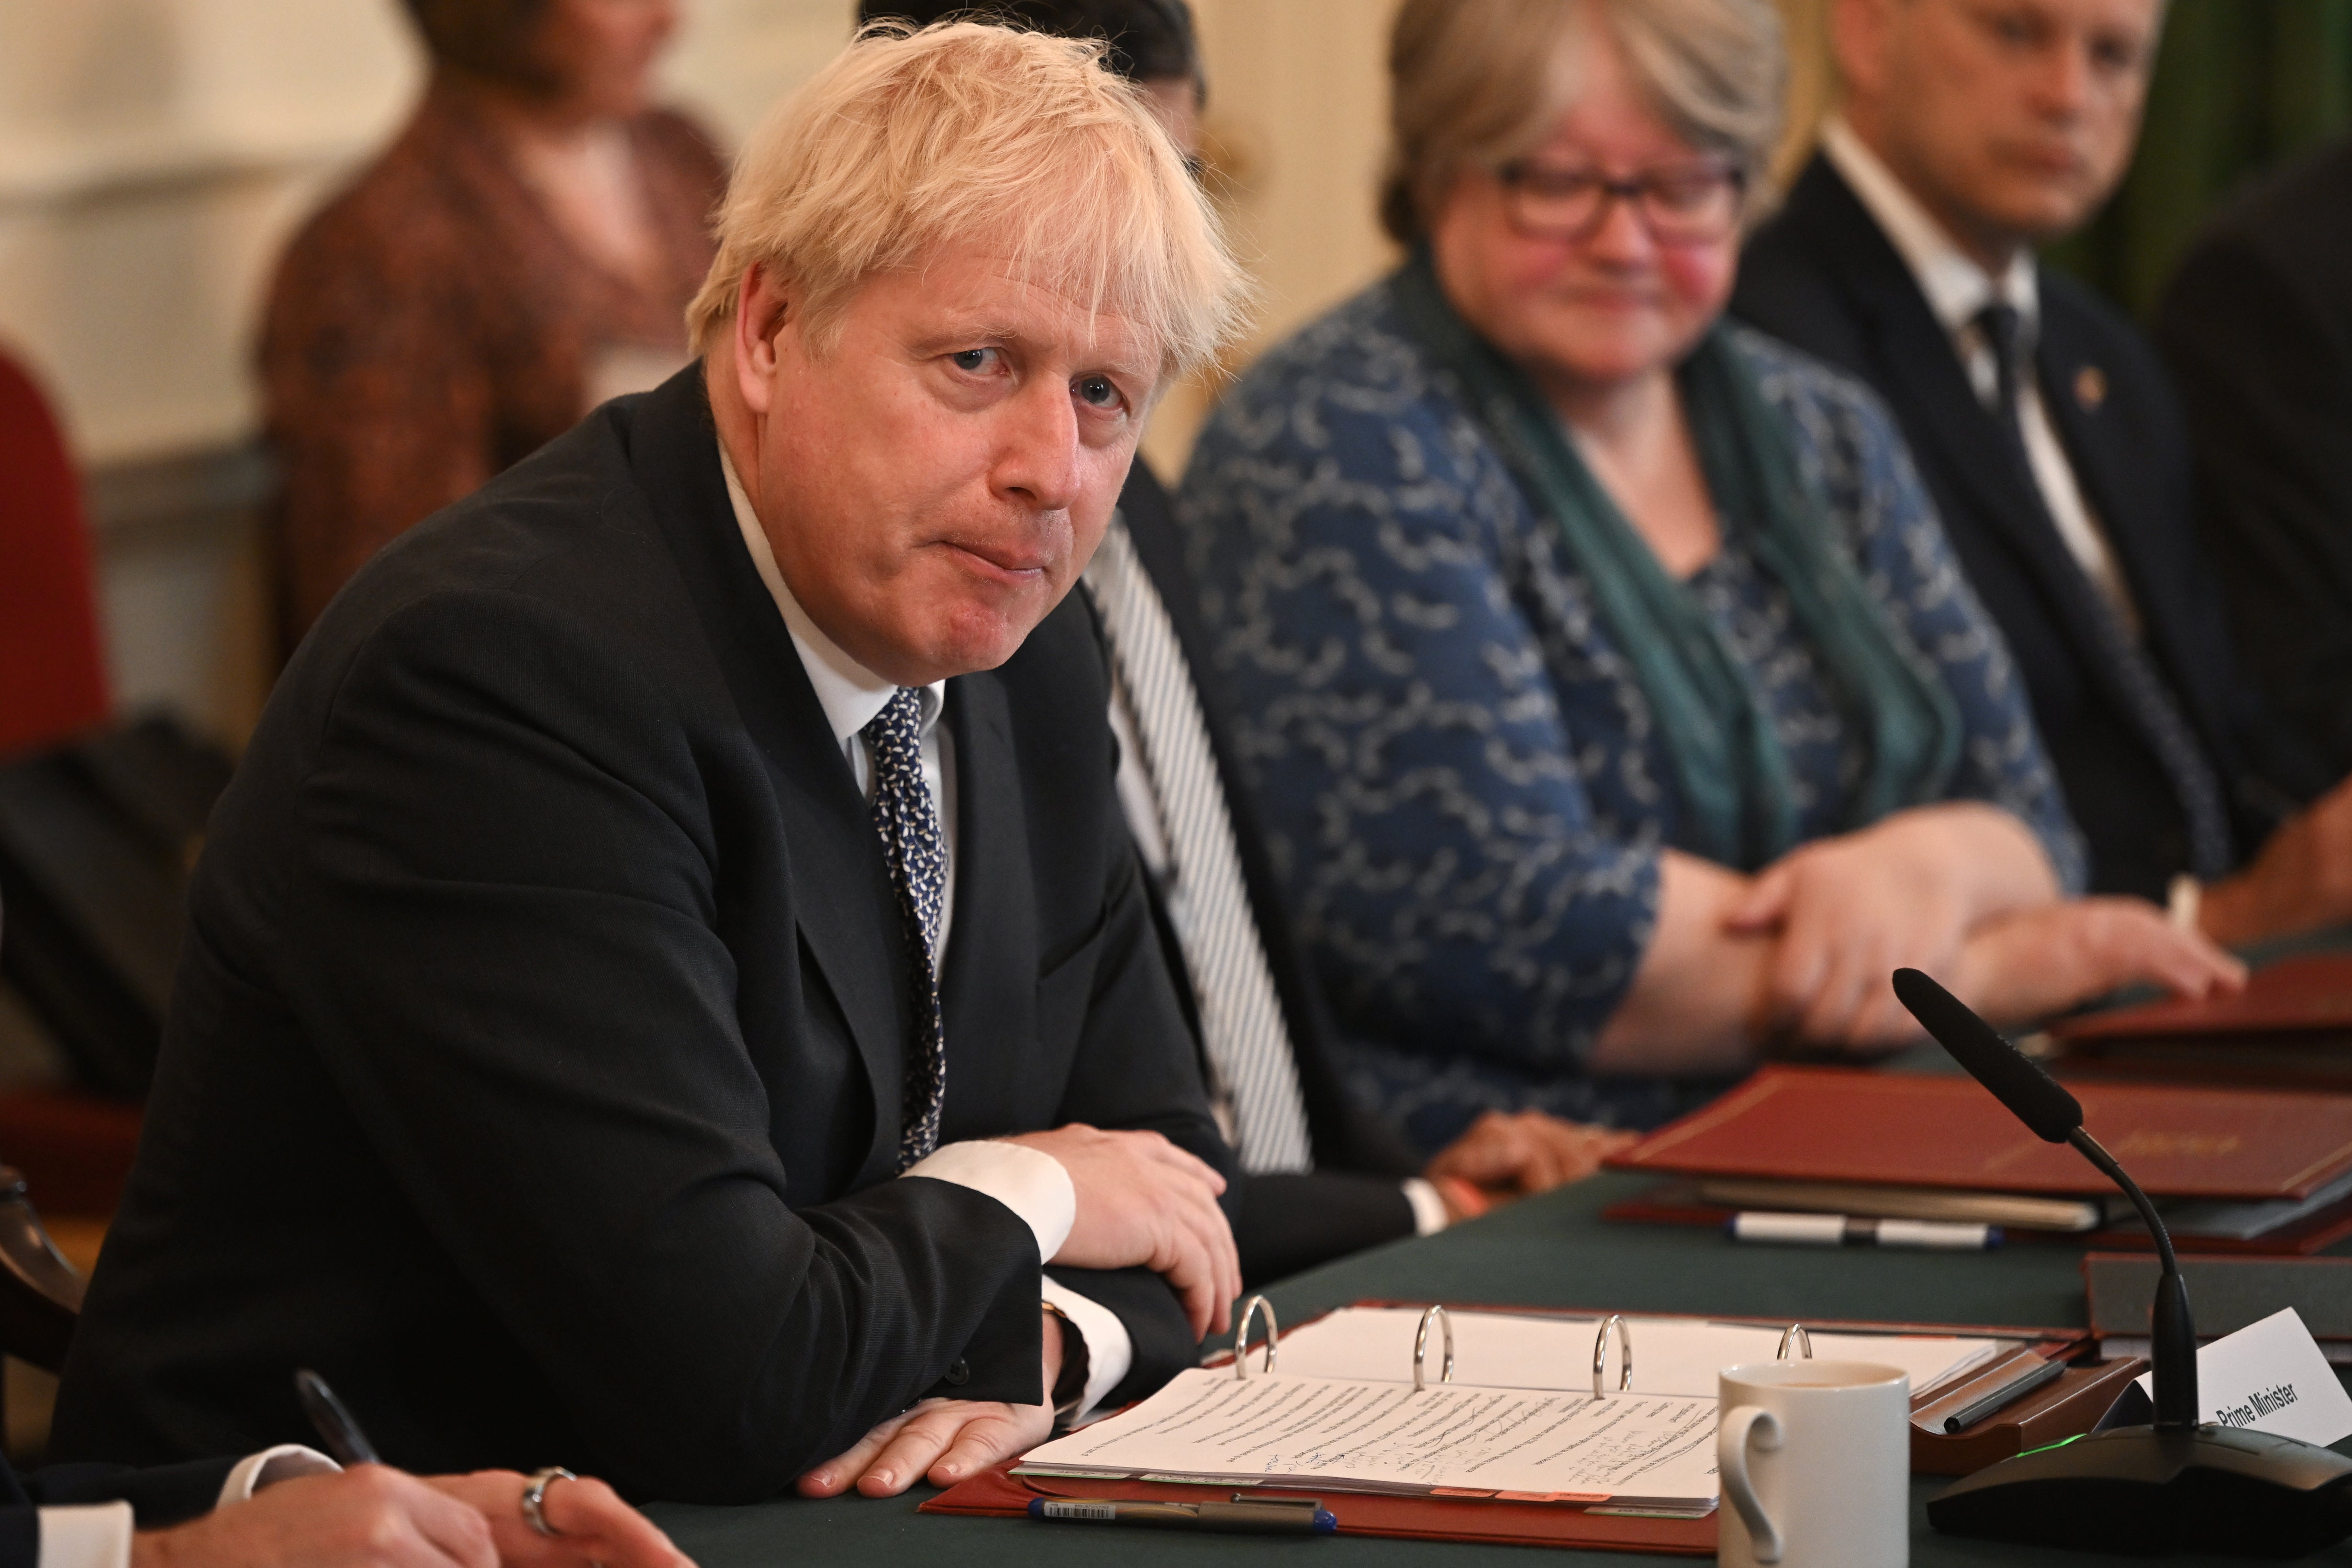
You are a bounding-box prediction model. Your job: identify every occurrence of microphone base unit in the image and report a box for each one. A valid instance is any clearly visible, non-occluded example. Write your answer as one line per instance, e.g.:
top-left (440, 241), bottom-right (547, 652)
top-left (1927, 1423), bottom-right (2352, 1557)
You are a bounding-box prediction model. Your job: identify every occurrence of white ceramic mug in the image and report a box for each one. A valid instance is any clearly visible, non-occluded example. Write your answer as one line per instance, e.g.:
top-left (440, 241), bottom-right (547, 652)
top-left (1717, 1360), bottom-right (1910, 1568)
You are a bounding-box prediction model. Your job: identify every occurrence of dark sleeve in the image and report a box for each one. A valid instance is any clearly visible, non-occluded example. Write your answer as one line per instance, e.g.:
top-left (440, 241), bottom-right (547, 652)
top-left (1228, 1171), bottom-right (1416, 1289)
top-left (279, 592), bottom-right (1046, 1501)
top-left (2156, 226), bottom-right (2352, 783)
top-left (22, 1458), bottom-right (237, 1527)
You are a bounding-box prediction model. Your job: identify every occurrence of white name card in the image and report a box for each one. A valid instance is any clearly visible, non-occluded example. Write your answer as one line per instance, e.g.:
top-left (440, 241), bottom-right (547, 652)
top-left (2135, 1307), bottom-right (2352, 1446)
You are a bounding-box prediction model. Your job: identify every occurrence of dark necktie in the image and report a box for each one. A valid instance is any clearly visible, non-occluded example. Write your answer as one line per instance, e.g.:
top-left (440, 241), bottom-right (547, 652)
top-left (863, 687), bottom-right (948, 1169)
top-left (1970, 302), bottom-right (2235, 879)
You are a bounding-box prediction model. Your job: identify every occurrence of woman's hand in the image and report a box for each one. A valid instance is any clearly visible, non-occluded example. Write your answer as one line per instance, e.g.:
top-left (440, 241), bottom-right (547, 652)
top-left (1424, 1111), bottom-right (1639, 1197)
top-left (1726, 803), bottom-right (2057, 1046)
top-left (1944, 898), bottom-right (2246, 1030)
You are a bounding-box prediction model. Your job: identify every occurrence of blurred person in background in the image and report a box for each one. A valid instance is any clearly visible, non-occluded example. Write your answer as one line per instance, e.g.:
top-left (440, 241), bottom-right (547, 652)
top-left (1735, 0), bottom-right (2352, 945)
top-left (261, 0), bottom-right (724, 642)
top-left (1179, 0), bottom-right (2241, 1156)
top-left (861, 0), bottom-right (1641, 1280)
top-left (2155, 134), bottom-right (2352, 784)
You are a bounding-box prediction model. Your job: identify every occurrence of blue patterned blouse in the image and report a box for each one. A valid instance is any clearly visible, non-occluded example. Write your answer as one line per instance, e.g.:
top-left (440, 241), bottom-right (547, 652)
top-left (1176, 273), bottom-right (2086, 1152)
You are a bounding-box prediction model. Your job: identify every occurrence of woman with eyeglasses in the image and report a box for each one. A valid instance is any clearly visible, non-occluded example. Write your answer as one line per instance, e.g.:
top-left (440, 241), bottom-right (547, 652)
top-left (1177, 0), bottom-right (2242, 1153)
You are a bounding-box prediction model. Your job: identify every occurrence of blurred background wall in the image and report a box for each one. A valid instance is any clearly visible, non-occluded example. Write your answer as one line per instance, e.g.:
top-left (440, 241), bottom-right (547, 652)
top-left (0, 0), bottom-right (2344, 754)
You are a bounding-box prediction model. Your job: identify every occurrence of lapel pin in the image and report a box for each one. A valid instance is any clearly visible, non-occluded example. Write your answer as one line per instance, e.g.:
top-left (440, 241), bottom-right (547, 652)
top-left (2073, 365), bottom-right (2107, 411)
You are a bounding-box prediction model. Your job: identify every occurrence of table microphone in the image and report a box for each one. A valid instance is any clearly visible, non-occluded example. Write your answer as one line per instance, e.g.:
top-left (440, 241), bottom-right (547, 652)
top-left (1892, 968), bottom-right (2352, 1557)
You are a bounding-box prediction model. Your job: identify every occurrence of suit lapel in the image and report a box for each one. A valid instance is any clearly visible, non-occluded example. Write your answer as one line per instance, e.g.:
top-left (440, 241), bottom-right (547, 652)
top-left (1794, 162), bottom-right (2174, 734)
top-left (625, 367), bottom-right (908, 1175)
top-left (2031, 302), bottom-right (2209, 722)
top-left (933, 670), bottom-right (1040, 1153)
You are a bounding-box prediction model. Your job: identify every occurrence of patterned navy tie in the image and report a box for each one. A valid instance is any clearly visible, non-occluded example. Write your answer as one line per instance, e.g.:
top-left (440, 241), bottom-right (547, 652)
top-left (863, 687), bottom-right (948, 1169)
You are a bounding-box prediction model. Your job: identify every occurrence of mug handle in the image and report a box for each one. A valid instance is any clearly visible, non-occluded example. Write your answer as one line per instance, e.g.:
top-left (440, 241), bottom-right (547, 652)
top-left (1718, 1404), bottom-right (1784, 1565)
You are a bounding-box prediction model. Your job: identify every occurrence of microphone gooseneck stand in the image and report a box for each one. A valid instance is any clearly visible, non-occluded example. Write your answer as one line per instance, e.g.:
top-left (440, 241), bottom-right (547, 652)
top-left (1891, 968), bottom-right (2352, 1558)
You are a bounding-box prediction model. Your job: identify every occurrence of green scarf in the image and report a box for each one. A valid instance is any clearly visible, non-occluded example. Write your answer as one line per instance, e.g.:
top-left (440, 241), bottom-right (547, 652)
top-left (1390, 251), bottom-right (1960, 869)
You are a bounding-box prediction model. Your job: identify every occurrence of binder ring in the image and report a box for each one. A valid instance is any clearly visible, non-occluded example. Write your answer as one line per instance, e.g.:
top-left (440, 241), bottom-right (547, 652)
top-left (1777, 1323), bottom-right (1814, 1360)
top-left (1234, 1294), bottom-right (1279, 1380)
top-left (1412, 1304), bottom-right (1455, 1392)
top-left (1592, 1313), bottom-right (1633, 1399)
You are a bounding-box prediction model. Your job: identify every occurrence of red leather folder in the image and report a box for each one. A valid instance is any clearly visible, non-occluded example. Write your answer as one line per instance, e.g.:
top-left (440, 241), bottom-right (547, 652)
top-left (921, 1464), bottom-right (1717, 1554)
top-left (2051, 954), bottom-right (2352, 1088)
top-left (2055, 954), bottom-right (2352, 1047)
top-left (1605, 1065), bottom-right (2352, 1201)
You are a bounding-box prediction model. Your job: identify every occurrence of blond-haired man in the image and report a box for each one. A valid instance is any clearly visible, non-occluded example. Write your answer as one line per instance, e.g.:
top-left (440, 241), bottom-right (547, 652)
top-left (54, 22), bottom-right (1246, 1505)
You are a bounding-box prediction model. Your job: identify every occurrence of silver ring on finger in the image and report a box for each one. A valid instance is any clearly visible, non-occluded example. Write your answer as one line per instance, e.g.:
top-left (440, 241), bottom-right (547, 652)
top-left (522, 1466), bottom-right (576, 1537)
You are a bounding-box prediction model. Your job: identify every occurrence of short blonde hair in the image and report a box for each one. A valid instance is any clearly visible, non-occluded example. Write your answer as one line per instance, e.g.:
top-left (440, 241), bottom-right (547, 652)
top-left (1380, 0), bottom-right (1786, 244)
top-left (688, 21), bottom-right (1244, 382)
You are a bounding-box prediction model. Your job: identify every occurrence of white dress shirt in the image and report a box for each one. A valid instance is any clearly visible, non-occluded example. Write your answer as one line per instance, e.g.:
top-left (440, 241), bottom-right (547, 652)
top-left (720, 445), bottom-right (1131, 1418)
top-left (1821, 117), bottom-right (2142, 636)
top-left (37, 1446), bottom-right (339, 1568)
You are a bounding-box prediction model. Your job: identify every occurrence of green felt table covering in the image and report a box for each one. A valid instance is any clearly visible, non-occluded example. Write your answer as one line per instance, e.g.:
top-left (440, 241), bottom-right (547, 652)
top-left (648, 1170), bottom-right (2352, 1566)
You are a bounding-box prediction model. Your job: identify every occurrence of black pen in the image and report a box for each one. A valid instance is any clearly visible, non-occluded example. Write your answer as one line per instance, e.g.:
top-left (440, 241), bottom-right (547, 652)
top-left (1027, 1496), bottom-right (1338, 1534)
top-left (295, 1368), bottom-right (383, 1466)
top-left (1940, 1356), bottom-right (2066, 1433)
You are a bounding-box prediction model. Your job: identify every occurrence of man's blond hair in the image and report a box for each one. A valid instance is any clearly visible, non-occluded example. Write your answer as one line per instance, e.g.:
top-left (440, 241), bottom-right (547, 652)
top-left (688, 20), bottom-right (1244, 382)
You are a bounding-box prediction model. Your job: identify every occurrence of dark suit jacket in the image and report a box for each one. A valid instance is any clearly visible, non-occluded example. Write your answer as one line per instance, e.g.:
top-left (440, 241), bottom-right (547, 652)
top-left (49, 367), bottom-right (1227, 1502)
top-left (1113, 465), bottom-right (1423, 1286)
top-left (1734, 154), bottom-right (2324, 898)
top-left (0, 1453), bottom-right (235, 1567)
top-left (2156, 136), bottom-right (2352, 778)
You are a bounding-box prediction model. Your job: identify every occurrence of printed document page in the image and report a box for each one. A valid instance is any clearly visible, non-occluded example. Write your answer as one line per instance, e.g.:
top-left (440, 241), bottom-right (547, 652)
top-left (1020, 1368), bottom-right (1718, 1506)
top-left (1272, 1307), bottom-right (2002, 1400)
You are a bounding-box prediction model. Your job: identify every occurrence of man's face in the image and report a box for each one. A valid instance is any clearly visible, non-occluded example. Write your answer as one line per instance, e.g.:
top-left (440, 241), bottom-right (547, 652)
top-left (1840, 0), bottom-right (2162, 260)
top-left (732, 247), bottom-right (1159, 686)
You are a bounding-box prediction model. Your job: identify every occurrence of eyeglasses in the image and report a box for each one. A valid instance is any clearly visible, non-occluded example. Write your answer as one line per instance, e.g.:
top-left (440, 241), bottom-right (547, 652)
top-left (1496, 159), bottom-right (1747, 244)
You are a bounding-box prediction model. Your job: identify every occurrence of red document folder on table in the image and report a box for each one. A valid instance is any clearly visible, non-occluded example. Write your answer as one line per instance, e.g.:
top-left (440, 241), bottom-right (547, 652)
top-left (1605, 1065), bottom-right (2352, 1200)
top-left (2052, 954), bottom-right (2352, 1088)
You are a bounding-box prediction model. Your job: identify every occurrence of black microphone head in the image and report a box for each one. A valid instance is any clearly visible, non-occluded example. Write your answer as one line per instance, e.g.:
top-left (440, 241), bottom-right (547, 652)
top-left (1892, 968), bottom-right (2083, 1143)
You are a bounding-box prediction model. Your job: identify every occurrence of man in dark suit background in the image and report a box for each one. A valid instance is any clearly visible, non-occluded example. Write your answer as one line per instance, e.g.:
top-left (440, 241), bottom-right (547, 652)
top-left (859, 0), bottom-right (1639, 1289)
top-left (1733, 0), bottom-right (2352, 946)
top-left (53, 21), bottom-right (1245, 1507)
top-left (2156, 135), bottom-right (2352, 782)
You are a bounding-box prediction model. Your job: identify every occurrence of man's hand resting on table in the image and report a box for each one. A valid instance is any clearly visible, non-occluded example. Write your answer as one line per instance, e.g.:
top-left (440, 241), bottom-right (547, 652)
top-left (1424, 1110), bottom-right (1639, 1216)
top-left (129, 1464), bottom-right (693, 1568)
top-left (999, 1123), bottom-right (1240, 1339)
top-left (798, 1308), bottom-right (1064, 1498)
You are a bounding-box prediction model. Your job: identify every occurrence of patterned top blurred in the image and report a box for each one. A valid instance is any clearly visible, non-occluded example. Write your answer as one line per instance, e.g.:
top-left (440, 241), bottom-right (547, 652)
top-left (1178, 273), bottom-right (2085, 1152)
top-left (259, 78), bottom-right (724, 641)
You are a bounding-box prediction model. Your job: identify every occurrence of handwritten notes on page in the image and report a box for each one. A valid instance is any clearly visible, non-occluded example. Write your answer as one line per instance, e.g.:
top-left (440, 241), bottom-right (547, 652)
top-left (1018, 1368), bottom-right (1720, 1508)
top-left (1274, 1307), bottom-right (2007, 1402)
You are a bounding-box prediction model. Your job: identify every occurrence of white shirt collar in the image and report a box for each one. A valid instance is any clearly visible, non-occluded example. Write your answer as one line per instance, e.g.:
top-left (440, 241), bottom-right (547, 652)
top-left (1820, 115), bottom-right (2038, 337)
top-left (718, 440), bottom-right (945, 748)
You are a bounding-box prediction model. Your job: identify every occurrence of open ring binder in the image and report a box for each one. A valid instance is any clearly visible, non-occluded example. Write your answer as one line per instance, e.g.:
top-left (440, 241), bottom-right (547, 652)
top-left (1412, 1304), bottom-right (1455, 1391)
top-left (1777, 1322), bottom-right (1814, 1360)
top-left (1234, 1294), bottom-right (1278, 1379)
top-left (1592, 1313), bottom-right (1633, 1398)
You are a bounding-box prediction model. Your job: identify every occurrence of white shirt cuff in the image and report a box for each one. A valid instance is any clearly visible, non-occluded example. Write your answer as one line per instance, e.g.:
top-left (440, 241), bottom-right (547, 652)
top-left (1401, 1178), bottom-right (1450, 1237)
top-left (36, 1502), bottom-right (131, 1568)
top-left (218, 1444), bottom-right (342, 1506)
top-left (902, 1139), bottom-right (1076, 1262)
top-left (1040, 1276), bottom-right (1134, 1423)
